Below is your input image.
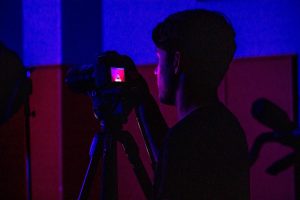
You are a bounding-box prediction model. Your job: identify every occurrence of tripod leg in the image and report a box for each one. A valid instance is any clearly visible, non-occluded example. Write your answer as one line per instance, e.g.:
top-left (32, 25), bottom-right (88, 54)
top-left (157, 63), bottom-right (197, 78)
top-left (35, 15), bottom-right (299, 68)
top-left (100, 132), bottom-right (118, 200)
top-left (78, 132), bottom-right (103, 200)
top-left (118, 131), bottom-right (153, 200)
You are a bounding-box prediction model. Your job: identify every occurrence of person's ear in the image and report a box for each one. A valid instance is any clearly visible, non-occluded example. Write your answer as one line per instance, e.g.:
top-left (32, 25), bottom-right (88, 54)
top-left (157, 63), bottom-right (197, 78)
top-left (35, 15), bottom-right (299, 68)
top-left (173, 51), bottom-right (181, 75)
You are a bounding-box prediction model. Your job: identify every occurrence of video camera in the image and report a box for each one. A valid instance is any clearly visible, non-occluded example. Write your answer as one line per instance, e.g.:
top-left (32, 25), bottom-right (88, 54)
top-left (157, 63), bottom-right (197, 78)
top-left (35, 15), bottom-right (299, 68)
top-left (65, 51), bottom-right (138, 123)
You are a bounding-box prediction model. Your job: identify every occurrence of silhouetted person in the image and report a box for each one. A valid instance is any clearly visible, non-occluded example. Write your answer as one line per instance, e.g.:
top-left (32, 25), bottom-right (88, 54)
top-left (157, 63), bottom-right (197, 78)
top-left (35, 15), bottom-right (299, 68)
top-left (135, 9), bottom-right (249, 200)
top-left (0, 42), bottom-right (27, 124)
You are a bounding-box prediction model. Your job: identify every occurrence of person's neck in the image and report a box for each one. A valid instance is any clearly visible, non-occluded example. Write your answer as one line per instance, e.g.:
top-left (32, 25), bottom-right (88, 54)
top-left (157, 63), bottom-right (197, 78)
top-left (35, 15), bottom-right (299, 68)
top-left (176, 88), bottom-right (219, 120)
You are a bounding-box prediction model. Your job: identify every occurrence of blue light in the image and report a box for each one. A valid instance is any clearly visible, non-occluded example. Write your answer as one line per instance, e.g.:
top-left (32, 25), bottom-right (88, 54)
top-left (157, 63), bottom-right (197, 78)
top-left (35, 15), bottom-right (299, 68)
top-left (23, 0), bottom-right (61, 66)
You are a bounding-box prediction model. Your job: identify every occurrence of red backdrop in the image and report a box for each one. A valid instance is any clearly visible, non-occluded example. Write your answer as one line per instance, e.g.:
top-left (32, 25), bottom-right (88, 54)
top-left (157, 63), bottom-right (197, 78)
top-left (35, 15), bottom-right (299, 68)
top-left (0, 55), bottom-right (297, 199)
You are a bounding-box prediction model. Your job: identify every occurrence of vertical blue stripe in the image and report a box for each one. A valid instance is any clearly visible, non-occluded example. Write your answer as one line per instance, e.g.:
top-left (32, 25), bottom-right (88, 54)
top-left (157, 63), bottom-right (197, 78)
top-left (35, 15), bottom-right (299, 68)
top-left (23, 0), bottom-right (61, 66)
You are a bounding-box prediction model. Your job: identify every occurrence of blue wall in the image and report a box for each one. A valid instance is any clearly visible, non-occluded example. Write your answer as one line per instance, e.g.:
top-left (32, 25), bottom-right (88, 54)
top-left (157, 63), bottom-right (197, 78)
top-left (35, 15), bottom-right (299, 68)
top-left (1, 1), bottom-right (299, 66)
top-left (22, 0), bottom-right (62, 66)
top-left (1, 0), bottom-right (102, 67)
top-left (102, 1), bottom-right (300, 64)
top-left (0, 0), bottom-right (23, 58)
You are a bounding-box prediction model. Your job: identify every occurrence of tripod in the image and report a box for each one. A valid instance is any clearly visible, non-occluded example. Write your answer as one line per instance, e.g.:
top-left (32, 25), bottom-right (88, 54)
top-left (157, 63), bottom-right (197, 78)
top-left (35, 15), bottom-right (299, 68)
top-left (78, 117), bottom-right (153, 200)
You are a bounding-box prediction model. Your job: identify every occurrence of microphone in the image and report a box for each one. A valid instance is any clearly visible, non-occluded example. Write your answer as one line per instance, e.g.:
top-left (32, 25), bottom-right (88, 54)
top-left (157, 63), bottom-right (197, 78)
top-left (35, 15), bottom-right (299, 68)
top-left (249, 98), bottom-right (300, 172)
top-left (251, 98), bottom-right (300, 146)
top-left (251, 98), bottom-right (296, 132)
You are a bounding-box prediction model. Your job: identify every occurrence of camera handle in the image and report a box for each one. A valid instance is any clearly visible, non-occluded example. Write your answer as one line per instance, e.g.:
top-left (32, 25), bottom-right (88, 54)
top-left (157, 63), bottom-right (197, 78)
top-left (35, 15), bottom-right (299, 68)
top-left (78, 119), bottom-right (153, 200)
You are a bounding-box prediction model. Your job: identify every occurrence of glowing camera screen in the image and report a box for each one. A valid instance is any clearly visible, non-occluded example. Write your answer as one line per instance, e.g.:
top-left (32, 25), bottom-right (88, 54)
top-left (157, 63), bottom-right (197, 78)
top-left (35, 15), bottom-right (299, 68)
top-left (110, 67), bottom-right (125, 83)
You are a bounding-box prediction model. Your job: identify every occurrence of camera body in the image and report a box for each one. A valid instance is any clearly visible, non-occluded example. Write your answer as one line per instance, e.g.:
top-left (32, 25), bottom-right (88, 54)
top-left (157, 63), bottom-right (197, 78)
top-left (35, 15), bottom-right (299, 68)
top-left (65, 51), bottom-right (136, 123)
top-left (65, 51), bottom-right (134, 92)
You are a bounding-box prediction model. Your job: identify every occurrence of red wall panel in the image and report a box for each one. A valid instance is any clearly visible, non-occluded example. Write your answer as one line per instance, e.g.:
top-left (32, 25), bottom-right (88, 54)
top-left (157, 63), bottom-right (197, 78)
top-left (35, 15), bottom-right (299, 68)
top-left (0, 55), bottom-right (296, 200)
top-left (30, 67), bottom-right (63, 200)
top-left (225, 56), bottom-right (297, 200)
top-left (61, 69), bottom-right (100, 199)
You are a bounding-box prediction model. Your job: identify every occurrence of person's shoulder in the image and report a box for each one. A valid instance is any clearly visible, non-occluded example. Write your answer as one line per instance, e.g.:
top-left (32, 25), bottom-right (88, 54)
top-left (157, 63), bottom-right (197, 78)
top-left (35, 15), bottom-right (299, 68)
top-left (166, 104), bottom-right (214, 141)
top-left (168, 101), bottom-right (244, 140)
top-left (170, 101), bottom-right (227, 130)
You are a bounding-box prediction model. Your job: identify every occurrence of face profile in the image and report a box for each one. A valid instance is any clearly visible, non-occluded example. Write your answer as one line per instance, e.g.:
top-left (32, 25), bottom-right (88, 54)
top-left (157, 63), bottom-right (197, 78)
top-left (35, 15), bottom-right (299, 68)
top-left (155, 48), bottom-right (178, 105)
top-left (152, 9), bottom-right (236, 109)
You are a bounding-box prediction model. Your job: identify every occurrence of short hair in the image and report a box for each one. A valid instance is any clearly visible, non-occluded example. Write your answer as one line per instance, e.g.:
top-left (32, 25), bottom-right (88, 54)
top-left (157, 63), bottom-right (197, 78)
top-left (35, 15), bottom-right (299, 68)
top-left (152, 9), bottom-right (236, 89)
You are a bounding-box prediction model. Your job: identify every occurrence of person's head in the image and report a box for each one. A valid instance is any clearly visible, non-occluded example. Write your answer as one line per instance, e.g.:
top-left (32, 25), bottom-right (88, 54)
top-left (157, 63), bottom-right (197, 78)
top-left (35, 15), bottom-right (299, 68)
top-left (152, 9), bottom-right (236, 105)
